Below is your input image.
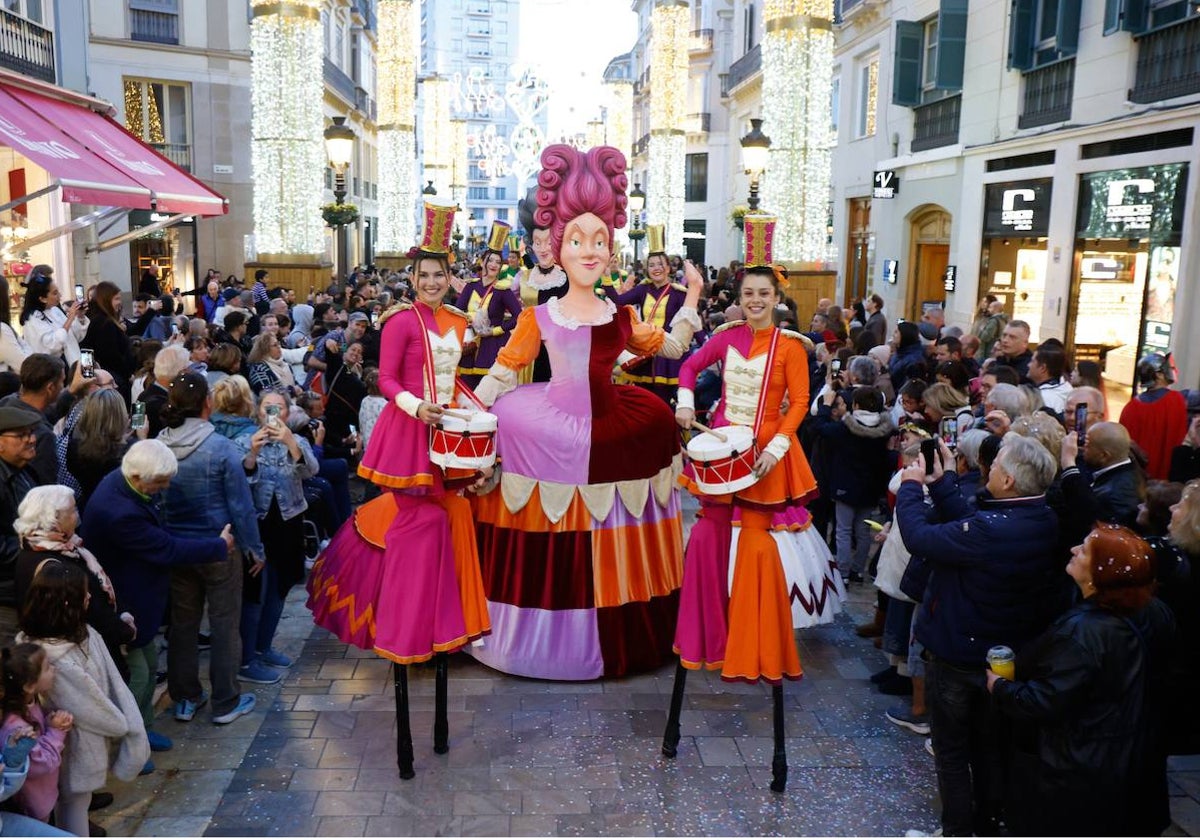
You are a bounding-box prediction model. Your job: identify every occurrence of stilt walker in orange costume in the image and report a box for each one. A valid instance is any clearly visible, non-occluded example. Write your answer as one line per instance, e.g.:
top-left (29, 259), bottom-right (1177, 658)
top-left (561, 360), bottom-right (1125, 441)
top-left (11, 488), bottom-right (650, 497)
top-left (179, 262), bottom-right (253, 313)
top-left (306, 202), bottom-right (491, 780)
top-left (662, 216), bottom-right (842, 793)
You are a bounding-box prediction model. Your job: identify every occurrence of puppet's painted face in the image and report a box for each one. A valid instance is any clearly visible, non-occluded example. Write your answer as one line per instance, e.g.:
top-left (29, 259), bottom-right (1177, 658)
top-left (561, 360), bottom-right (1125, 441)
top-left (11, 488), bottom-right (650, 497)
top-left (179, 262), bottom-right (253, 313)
top-left (531, 228), bottom-right (555, 268)
top-left (560, 213), bottom-right (610, 290)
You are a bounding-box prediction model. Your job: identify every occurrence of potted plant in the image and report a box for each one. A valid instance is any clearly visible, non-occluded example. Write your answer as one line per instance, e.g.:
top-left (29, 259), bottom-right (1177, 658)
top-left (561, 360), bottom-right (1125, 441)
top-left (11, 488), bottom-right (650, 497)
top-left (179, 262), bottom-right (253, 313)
top-left (730, 205), bottom-right (749, 230)
top-left (321, 203), bottom-right (360, 227)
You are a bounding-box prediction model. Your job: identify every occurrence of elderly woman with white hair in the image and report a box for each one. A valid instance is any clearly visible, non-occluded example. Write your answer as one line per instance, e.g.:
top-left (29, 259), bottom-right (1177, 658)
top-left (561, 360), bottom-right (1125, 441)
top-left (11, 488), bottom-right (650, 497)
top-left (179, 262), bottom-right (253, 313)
top-left (13, 485), bottom-right (136, 678)
top-left (79, 440), bottom-right (233, 760)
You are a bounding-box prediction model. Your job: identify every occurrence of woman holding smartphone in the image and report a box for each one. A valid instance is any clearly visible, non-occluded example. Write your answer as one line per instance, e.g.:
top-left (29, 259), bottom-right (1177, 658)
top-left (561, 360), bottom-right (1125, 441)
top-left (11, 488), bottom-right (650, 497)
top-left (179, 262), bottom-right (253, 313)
top-left (19, 269), bottom-right (87, 367)
top-left (234, 391), bottom-right (317, 681)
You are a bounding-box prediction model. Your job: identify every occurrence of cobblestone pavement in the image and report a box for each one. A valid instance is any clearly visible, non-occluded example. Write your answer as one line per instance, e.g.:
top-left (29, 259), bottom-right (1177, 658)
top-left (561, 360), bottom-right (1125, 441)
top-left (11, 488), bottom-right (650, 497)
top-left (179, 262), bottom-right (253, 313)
top-left (89, 561), bottom-right (1200, 836)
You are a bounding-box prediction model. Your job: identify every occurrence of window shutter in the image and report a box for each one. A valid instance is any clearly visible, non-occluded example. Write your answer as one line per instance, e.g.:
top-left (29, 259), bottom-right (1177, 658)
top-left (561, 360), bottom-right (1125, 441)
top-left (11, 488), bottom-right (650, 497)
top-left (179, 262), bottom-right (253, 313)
top-left (1055, 0), bottom-right (1083, 55)
top-left (892, 20), bottom-right (924, 106)
top-left (935, 0), bottom-right (969, 90)
top-left (1103, 0), bottom-right (1150, 34)
top-left (1103, 0), bottom-right (1122, 34)
top-left (1007, 0), bottom-right (1034, 70)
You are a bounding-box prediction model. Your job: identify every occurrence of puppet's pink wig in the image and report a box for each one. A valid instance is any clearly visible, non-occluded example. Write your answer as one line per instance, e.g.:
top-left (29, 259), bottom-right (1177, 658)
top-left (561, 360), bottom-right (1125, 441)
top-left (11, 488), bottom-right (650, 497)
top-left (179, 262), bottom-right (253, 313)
top-left (534, 145), bottom-right (628, 261)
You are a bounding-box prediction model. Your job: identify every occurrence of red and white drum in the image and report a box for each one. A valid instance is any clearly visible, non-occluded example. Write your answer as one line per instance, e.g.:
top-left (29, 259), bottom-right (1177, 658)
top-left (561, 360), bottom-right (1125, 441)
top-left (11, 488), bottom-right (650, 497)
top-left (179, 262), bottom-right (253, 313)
top-left (686, 426), bottom-right (759, 495)
top-left (430, 411), bottom-right (498, 470)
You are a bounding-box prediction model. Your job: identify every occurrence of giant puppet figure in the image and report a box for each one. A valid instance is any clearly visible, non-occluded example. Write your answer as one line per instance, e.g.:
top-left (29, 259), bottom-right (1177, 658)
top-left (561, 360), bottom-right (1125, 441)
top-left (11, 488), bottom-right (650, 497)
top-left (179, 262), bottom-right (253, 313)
top-left (307, 202), bottom-right (491, 780)
top-left (662, 215), bottom-right (844, 793)
top-left (471, 144), bottom-right (704, 679)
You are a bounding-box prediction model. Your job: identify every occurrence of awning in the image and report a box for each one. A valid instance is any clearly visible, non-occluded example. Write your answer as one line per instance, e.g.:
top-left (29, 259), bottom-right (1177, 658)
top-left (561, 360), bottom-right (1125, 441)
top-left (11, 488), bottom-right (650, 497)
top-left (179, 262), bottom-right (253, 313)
top-left (0, 79), bottom-right (227, 217)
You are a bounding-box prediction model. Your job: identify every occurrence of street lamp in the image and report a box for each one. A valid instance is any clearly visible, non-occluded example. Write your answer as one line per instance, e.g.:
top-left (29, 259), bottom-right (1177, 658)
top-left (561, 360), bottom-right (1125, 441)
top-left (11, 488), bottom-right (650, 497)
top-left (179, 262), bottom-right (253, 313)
top-left (740, 118), bottom-right (772, 213)
top-left (422, 180), bottom-right (438, 197)
top-left (324, 115), bottom-right (356, 280)
top-left (467, 211), bottom-right (477, 258)
top-left (628, 182), bottom-right (646, 270)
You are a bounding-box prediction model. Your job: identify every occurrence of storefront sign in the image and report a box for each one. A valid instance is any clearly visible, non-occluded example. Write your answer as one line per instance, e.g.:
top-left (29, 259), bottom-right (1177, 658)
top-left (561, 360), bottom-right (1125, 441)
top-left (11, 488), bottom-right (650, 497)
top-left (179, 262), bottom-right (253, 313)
top-left (943, 265), bottom-right (957, 293)
top-left (873, 170), bottom-right (898, 199)
top-left (983, 179), bottom-right (1052, 237)
top-left (1076, 163), bottom-right (1189, 239)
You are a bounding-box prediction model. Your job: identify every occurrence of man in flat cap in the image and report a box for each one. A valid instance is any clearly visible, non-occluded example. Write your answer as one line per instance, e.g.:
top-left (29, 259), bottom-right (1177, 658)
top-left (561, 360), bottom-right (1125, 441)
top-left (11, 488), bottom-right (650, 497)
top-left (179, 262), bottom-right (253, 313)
top-left (0, 404), bottom-right (47, 643)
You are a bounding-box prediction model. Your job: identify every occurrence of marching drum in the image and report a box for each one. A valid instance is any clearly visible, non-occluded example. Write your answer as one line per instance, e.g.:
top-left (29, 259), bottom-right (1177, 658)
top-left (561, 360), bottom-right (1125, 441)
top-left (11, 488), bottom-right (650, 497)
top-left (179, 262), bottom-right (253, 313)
top-left (686, 426), bottom-right (759, 495)
top-left (430, 411), bottom-right (498, 470)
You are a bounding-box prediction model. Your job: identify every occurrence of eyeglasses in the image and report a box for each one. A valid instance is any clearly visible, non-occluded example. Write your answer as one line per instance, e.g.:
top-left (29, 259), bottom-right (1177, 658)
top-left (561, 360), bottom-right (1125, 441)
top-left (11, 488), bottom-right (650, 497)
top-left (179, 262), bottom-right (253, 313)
top-left (0, 430), bottom-right (36, 440)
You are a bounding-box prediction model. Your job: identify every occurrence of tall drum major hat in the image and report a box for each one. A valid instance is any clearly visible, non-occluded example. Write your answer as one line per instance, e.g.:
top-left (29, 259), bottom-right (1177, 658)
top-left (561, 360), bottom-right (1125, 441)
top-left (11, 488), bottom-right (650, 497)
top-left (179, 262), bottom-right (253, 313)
top-left (744, 214), bottom-right (777, 268)
top-left (645, 224), bottom-right (666, 257)
top-left (486, 220), bottom-right (512, 253)
top-left (408, 201), bottom-right (457, 260)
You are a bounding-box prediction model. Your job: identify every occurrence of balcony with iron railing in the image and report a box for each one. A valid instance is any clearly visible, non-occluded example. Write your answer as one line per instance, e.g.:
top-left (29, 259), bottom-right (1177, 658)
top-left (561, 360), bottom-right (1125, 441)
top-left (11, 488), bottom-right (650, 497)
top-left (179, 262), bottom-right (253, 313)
top-left (633, 133), bottom-right (650, 157)
top-left (1018, 57), bottom-right (1074, 129)
top-left (686, 112), bottom-right (711, 133)
top-left (355, 86), bottom-right (376, 121)
top-left (324, 57), bottom-right (357, 103)
top-left (726, 44), bottom-right (761, 94)
top-left (719, 72), bottom-right (730, 98)
top-left (150, 142), bottom-right (191, 172)
top-left (130, 8), bottom-right (178, 45)
top-left (689, 28), bottom-right (713, 53)
top-left (0, 8), bottom-right (54, 83)
top-left (1130, 15), bottom-right (1200, 103)
top-left (353, 0), bottom-right (376, 31)
top-left (911, 93), bottom-right (961, 152)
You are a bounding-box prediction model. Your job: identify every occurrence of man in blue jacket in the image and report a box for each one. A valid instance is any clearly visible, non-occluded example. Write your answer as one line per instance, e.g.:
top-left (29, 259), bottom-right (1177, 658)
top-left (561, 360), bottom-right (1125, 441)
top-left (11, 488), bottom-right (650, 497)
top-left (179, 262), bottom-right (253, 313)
top-left (895, 434), bottom-right (1064, 837)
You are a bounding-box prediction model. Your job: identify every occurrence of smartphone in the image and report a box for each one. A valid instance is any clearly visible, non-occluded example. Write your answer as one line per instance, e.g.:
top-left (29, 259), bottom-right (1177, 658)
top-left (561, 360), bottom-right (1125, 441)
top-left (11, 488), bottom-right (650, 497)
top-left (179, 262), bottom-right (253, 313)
top-left (171, 323), bottom-right (180, 336)
top-left (131, 401), bottom-right (147, 430)
top-left (349, 424), bottom-right (358, 438)
top-left (79, 349), bottom-right (95, 379)
top-left (265, 403), bottom-right (282, 428)
top-left (831, 359), bottom-right (842, 373)
top-left (939, 417), bottom-right (959, 450)
top-left (370, 311), bottom-right (379, 327)
top-left (74, 283), bottom-right (84, 301)
top-left (1074, 403), bottom-right (1089, 447)
top-left (920, 437), bottom-right (938, 475)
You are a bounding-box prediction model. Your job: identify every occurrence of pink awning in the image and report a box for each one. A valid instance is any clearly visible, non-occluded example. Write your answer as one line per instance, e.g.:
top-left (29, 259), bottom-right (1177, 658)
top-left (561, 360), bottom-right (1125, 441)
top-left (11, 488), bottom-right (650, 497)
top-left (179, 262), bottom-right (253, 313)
top-left (0, 81), bottom-right (227, 217)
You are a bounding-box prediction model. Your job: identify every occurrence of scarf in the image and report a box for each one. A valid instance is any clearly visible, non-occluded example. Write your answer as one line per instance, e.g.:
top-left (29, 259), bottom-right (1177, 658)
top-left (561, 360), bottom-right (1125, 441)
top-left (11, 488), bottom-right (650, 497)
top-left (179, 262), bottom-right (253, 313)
top-left (264, 355), bottom-right (295, 387)
top-left (25, 532), bottom-right (117, 606)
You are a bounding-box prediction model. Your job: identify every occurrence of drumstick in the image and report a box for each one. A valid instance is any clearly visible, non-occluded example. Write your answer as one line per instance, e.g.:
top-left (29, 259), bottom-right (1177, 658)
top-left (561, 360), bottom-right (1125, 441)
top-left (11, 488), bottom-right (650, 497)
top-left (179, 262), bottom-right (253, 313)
top-left (690, 421), bottom-right (728, 443)
top-left (440, 408), bottom-right (473, 420)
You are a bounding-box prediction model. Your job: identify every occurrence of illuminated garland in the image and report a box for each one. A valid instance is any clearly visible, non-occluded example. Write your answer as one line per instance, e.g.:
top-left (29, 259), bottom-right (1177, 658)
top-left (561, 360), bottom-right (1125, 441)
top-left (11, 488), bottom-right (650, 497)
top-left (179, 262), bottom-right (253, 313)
top-left (420, 75), bottom-right (452, 194)
top-left (250, 0), bottom-right (325, 257)
top-left (760, 0), bottom-right (835, 263)
top-left (649, 0), bottom-right (689, 254)
top-left (376, 0), bottom-right (417, 252)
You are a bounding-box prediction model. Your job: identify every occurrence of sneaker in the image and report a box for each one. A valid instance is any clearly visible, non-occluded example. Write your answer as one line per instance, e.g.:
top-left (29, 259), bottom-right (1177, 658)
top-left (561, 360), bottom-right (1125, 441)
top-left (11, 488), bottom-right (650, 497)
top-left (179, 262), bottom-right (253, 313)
top-left (197, 632), bottom-right (212, 652)
top-left (238, 662), bottom-right (283, 685)
top-left (174, 690), bottom-right (209, 722)
top-left (146, 730), bottom-right (173, 752)
top-left (138, 759), bottom-right (154, 776)
top-left (213, 693), bottom-right (256, 725)
top-left (869, 665), bottom-right (897, 685)
top-left (256, 648), bottom-right (293, 668)
top-left (88, 792), bottom-right (114, 812)
top-left (847, 571), bottom-right (865, 584)
top-left (925, 737), bottom-right (935, 757)
top-left (885, 705), bottom-right (932, 735)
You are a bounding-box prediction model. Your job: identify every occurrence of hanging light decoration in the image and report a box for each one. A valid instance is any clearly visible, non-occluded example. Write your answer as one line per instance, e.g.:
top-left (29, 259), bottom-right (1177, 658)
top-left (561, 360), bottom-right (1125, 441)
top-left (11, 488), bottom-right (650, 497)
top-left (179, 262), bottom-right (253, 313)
top-left (605, 79), bottom-right (634, 162)
top-left (648, 0), bottom-right (689, 255)
top-left (450, 118), bottom-right (469, 212)
top-left (420, 75), bottom-right (453, 195)
top-left (250, 0), bottom-right (325, 257)
top-left (376, 0), bottom-right (418, 253)
top-left (760, 0), bottom-right (836, 263)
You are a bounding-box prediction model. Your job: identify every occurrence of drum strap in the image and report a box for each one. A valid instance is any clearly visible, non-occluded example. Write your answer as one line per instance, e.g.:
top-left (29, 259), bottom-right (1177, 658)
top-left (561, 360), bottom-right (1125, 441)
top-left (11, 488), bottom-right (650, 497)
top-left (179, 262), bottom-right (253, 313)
top-left (751, 327), bottom-right (781, 438)
top-left (455, 377), bottom-right (486, 410)
top-left (412, 308), bottom-right (439, 404)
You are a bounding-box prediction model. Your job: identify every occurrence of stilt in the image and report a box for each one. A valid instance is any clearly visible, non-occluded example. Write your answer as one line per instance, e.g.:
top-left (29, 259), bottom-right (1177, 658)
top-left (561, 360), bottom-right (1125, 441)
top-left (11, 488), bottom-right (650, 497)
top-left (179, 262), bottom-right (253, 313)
top-left (393, 661), bottom-right (415, 780)
top-left (662, 661), bottom-right (689, 758)
top-left (433, 652), bottom-right (449, 755)
top-left (770, 683), bottom-right (788, 793)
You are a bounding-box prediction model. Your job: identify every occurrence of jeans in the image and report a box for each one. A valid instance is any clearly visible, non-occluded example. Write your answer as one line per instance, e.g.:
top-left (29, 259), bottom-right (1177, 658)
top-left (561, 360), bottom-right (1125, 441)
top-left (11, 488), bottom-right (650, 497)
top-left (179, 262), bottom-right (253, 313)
top-left (926, 655), bottom-right (1005, 836)
top-left (125, 641), bottom-right (158, 730)
top-left (317, 457), bottom-right (351, 530)
top-left (168, 552), bottom-right (244, 717)
top-left (1, 812), bottom-right (71, 836)
top-left (240, 561), bottom-right (286, 666)
top-left (834, 500), bottom-right (875, 576)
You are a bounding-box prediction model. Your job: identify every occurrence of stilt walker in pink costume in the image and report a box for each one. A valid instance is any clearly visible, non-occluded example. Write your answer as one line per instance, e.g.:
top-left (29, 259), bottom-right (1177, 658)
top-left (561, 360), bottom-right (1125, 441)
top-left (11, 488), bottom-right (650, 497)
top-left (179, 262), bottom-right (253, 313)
top-left (306, 202), bottom-right (491, 780)
top-left (661, 215), bottom-right (844, 793)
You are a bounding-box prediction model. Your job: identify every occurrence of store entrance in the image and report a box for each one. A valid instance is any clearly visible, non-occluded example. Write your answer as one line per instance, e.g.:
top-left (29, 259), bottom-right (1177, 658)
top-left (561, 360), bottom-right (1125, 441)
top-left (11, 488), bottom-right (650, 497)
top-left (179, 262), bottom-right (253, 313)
top-left (1065, 240), bottom-right (1148, 392)
top-left (906, 205), bottom-right (952, 320)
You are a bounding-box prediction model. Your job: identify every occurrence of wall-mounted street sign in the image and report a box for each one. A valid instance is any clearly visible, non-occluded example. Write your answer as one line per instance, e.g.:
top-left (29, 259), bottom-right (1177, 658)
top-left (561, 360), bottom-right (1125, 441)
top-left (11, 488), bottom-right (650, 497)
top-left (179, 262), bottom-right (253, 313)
top-left (873, 170), bottom-right (899, 199)
top-left (883, 259), bottom-right (899, 284)
top-left (943, 265), bottom-right (957, 293)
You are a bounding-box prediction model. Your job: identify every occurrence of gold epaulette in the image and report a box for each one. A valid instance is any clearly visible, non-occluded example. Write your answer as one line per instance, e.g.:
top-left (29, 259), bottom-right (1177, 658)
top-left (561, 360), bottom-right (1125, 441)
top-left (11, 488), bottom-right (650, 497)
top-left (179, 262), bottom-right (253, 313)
top-left (780, 328), bottom-right (814, 354)
top-left (670, 282), bottom-right (687, 294)
top-left (442, 304), bottom-right (469, 320)
top-left (377, 302), bottom-right (412, 327)
top-left (494, 280), bottom-right (513, 291)
top-left (711, 319), bottom-right (745, 335)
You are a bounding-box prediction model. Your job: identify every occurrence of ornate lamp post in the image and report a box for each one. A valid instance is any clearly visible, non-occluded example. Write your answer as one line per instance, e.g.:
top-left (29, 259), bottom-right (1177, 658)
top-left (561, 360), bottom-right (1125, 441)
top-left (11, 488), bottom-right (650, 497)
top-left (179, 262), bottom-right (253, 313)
top-left (628, 182), bottom-right (646, 270)
top-left (740, 118), bottom-right (772, 213)
top-left (324, 115), bottom-right (356, 280)
top-left (422, 180), bottom-right (437, 197)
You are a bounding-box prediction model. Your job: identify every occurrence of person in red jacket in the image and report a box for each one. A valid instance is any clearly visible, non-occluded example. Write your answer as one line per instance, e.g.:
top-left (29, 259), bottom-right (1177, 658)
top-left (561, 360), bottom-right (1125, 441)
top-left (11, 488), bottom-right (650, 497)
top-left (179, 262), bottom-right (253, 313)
top-left (1120, 353), bottom-right (1187, 480)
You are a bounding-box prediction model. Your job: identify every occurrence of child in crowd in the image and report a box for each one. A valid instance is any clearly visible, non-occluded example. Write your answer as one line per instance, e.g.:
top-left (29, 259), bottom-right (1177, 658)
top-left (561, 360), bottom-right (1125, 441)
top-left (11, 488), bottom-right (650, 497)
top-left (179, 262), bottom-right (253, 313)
top-left (0, 643), bottom-right (71, 824)
top-left (17, 561), bottom-right (148, 837)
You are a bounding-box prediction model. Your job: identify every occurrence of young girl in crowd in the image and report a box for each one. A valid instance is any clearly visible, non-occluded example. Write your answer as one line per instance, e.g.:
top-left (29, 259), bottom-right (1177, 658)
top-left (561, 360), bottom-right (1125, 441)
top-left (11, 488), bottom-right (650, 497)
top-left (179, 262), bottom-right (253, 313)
top-left (0, 643), bottom-right (71, 824)
top-left (17, 561), bottom-right (148, 837)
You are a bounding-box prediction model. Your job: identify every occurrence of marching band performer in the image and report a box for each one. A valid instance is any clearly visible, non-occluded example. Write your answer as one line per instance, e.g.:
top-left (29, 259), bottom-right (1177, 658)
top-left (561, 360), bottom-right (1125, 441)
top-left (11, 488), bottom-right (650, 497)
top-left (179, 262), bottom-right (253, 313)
top-left (307, 203), bottom-right (490, 779)
top-left (456, 220), bottom-right (522, 389)
top-left (662, 215), bottom-right (842, 793)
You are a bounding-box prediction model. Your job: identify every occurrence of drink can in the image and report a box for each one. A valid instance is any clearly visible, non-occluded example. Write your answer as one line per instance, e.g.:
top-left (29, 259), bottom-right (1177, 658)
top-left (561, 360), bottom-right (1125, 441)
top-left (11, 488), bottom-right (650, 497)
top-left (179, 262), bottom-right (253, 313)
top-left (987, 645), bottom-right (1015, 680)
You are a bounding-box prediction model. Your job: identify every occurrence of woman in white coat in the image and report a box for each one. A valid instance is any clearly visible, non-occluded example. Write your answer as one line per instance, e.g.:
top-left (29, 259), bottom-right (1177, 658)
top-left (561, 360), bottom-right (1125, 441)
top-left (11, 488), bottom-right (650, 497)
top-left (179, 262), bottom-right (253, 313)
top-left (19, 269), bottom-right (86, 368)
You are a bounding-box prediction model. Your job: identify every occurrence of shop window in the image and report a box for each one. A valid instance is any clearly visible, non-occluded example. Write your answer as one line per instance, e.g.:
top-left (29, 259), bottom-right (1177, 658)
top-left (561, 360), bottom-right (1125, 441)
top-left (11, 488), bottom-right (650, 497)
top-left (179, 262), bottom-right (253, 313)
top-left (1008, 0), bottom-right (1081, 70)
top-left (685, 153), bottom-right (708, 203)
top-left (123, 78), bottom-right (192, 171)
top-left (892, 0), bottom-right (967, 107)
